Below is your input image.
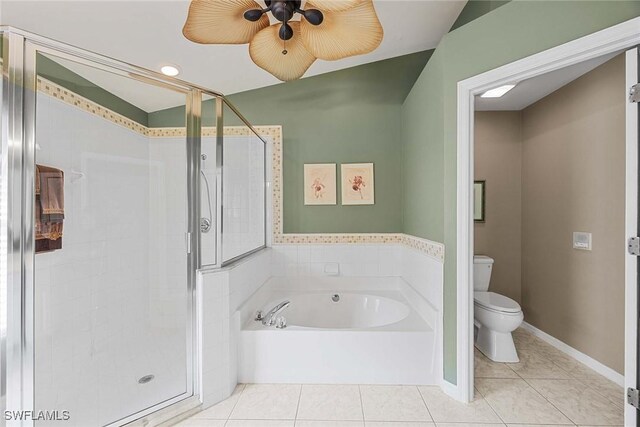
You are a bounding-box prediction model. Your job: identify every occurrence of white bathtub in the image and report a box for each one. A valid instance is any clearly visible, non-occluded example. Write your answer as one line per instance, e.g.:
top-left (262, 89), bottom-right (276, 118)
top-left (237, 277), bottom-right (441, 385)
top-left (280, 292), bottom-right (410, 329)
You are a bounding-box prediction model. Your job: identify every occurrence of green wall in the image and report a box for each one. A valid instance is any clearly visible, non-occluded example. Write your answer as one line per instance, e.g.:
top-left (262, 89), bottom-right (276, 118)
top-left (449, 0), bottom-right (510, 31)
top-left (37, 54), bottom-right (149, 125)
top-left (150, 51), bottom-right (432, 233)
top-left (401, 0), bottom-right (640, 384)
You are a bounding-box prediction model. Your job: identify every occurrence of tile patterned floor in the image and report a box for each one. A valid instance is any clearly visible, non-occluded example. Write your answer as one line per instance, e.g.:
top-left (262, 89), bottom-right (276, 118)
top-left (175, 328), bottom-right (624, 426)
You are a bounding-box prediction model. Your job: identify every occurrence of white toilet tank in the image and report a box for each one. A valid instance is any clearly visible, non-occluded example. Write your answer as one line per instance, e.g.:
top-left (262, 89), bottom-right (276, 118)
top-left (473, 255), bottom-right (494, 291)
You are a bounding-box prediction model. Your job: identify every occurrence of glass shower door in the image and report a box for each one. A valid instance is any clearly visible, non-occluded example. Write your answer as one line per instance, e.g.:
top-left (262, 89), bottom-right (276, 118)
top-left (31, 50), bottom-right (194, 426)
top-left (220, 101), bottom-right (266, 264)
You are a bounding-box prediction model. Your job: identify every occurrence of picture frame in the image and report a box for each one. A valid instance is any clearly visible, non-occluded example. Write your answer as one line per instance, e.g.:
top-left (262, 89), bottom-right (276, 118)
top-left (341, 163), bottom-right (375, 205)
top-left (304, 163), bottom-right (337, 205)
top-left (474, 180), bottom-right (486, 222)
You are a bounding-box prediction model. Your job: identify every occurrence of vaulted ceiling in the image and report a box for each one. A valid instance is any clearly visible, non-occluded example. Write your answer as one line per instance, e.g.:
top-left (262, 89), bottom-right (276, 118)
top-left (1, 0), bottom-right (466, 104)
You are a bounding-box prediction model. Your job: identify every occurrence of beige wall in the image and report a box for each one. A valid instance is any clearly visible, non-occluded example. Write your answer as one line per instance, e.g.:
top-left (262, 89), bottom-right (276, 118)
top-left (474, 53), bottom-right (625, 373)
top-left (521, 54), bottom-right (625, 374)
top-left (474, 111), bottom-right (523, 303)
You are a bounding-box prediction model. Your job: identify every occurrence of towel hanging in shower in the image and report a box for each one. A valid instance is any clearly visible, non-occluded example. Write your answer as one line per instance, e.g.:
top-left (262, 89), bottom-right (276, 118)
top-left (35, 164), bottom-right (64, 253)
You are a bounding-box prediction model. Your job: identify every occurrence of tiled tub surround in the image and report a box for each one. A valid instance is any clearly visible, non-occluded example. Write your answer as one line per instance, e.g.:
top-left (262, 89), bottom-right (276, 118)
top-left (194, 240), bottom-right (443, 409)
top-left (35, 93), bottom-right (189, 426)
top-left (197, 249), bottom-right (272, 407)
top-left (238, 276), bottom-right (440, 385)
top-left (176, 328), bottom-right (623, 426)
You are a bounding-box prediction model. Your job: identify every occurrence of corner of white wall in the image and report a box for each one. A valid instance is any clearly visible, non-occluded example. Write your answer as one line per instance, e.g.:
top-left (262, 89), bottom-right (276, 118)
top-left (399, 240), bottom-right (445, 389)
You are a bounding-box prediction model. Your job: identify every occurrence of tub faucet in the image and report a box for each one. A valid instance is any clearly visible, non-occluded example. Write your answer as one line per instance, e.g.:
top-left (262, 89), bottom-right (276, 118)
top-left (256, 300), bottom-right (290, 326)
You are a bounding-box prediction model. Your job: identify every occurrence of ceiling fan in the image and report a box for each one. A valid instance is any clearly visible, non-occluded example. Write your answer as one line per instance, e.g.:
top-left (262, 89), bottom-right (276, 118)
top-left (183, 0), bottom-right (384, 81)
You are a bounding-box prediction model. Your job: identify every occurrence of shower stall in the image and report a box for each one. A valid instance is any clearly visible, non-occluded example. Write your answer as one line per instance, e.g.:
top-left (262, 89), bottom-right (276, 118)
top-left (0, 28), bottom-right (267, 426)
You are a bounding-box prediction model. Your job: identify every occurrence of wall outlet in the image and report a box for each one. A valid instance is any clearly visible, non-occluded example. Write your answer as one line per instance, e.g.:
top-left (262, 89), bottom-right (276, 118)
top-left (573, 232), bottom-right (592, 251)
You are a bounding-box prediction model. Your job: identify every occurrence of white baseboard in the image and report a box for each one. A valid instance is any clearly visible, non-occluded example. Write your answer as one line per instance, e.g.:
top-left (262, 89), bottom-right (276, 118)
top-left (521, 322), bottom-right (624, 386)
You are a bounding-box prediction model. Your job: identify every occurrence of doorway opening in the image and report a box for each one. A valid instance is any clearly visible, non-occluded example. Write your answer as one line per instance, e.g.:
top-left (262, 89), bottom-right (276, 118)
top-left (455, 17), bottom-right (640, 426)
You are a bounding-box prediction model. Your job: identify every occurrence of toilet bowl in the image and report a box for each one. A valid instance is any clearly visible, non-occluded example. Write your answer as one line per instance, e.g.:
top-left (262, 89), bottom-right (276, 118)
top-left (473, 256), bottom-right (523, 362)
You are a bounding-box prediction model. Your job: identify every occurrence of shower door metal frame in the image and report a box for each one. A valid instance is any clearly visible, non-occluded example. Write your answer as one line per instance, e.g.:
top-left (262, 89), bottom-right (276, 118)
top-left (0, 24), bottom-right (270, 427)
top-left (0, 26), bottom-right (212, 427)
top-left (1, 29), bottom-right (31, 427)
top-left (214, 99), bottom-right (269, 268)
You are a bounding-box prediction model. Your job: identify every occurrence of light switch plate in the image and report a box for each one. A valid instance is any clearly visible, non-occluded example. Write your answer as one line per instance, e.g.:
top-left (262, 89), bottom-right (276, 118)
top-left (573, 232), bottom-right (592, 251)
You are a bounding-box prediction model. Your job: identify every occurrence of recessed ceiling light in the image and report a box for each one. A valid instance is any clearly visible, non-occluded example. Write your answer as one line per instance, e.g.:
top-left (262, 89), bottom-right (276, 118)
top-left (480, 84), bottom-right (516, 98)
top-left (160, 65), bottom-right (180, 77)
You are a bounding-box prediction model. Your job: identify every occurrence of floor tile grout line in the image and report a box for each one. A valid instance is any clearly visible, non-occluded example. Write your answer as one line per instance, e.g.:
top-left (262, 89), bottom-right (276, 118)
top-left (478, 376), bottom-right (576, 426)
top-left (415, 384), bottom-right (436, 423)
top-left (293, 384), bottom-right (303, 421)
top-left (576, 376), bottom-right (625, 408)
top-left (520, 376), bottom-right (578, 426)
top-left (515, 331), bottom-right (579, 425)
top-left (226, 384), bottom-right (247, 426)
top-left (514, 332), bottom-right (592, 380)
top-left (357, 384), bottom-right (366, 422)
top-left (226, 383), bottom-right (247, 421)
top-left (477, 329), bottom-right (584, 426)
top-left (474, 383), bottom-right (509, 426)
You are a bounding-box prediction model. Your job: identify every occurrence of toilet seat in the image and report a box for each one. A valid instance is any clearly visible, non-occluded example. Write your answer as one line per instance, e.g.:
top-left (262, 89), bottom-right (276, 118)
top-left (474, 291), bottom-right (521, 314)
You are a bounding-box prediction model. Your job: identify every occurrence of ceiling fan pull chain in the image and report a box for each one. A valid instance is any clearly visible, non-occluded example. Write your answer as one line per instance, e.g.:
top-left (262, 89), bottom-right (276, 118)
top-left (282, 8), bottom-right (288, 55)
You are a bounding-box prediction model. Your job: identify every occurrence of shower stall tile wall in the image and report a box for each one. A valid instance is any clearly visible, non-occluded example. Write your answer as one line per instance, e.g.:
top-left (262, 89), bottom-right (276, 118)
top-left (221, 133), bottom-right (266, 263)
top-left (197, 249), bottom-right (272, 407)
top-left (200, 129), bottom-right (267, 267)
top-left (34, 93), bottom-right (188, 427)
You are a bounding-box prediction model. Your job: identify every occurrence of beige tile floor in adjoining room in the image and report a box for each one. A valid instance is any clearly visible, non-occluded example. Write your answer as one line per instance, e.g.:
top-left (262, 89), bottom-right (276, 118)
top-left (175, 328), bottom-right (624, 427)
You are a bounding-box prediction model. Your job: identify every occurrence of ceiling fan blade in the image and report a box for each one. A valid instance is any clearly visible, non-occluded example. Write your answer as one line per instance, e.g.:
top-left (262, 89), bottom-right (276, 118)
top-left (305, 0), bottom-right (365, 12)
top-left (183, 0), bottom-right (269, 45)
top-left (249, 22), bottom-right (316, 81)
top-left (300, 0), bottom-right (383, 61)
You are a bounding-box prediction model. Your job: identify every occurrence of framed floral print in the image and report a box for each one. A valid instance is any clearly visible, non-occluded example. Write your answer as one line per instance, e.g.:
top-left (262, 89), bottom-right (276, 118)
top-left (304, 163), bottom-right (337, 205)
top-left (341, 163), bottom-right (374, 205)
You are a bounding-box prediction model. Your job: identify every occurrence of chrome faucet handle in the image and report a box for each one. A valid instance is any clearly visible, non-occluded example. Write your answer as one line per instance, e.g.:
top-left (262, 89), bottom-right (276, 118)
top-left (275, 316), bottom-right (287, 329)
top-left (261, 300), bottom-right (291, 326)
top-left (255, 310), bottom-right (264, 322)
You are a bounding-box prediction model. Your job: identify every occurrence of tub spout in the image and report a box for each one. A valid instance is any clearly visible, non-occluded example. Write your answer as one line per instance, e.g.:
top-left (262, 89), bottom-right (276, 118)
top-left (261, 300), bottom-right (290, 326)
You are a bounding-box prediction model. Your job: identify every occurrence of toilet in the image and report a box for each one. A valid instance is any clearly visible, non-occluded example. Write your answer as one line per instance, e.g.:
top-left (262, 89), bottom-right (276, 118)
top-left (474, 255), bottom-right (523, 362)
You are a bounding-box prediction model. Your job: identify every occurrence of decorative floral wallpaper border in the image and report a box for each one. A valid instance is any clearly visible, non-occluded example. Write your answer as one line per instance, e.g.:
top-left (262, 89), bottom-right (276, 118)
top-left (38, 77), bottom-right (149, 135)
top-left (273, 233), bottom-right (445, 262)
top-left (401, 234), bottom-right (445, 261)
top-left (38, 77), bottom-right (445, 262)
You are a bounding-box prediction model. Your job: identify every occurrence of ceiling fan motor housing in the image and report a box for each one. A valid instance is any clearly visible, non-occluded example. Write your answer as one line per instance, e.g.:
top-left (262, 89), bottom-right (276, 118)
top-left (271, 0), bottom-right (296, 22)
top-left (244, 0), bottom-right (324, 41)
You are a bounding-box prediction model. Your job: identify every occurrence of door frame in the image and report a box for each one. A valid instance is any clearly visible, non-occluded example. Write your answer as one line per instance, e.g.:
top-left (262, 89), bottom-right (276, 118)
top-left (625, 46), bottom-right (639, 425)
top-left (454, 16), bottom-right (640, 424)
